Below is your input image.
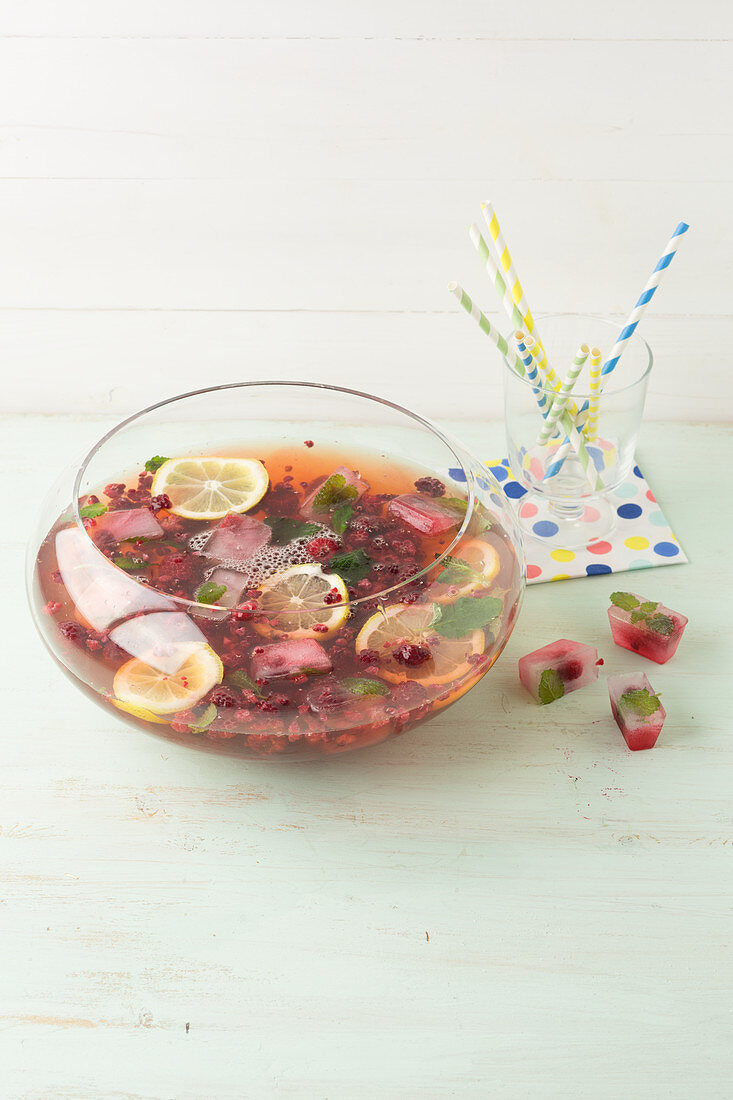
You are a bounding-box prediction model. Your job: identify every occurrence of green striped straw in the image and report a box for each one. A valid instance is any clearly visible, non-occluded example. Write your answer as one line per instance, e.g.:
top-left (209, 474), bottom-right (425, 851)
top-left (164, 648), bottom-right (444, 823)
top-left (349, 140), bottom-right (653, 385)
top-left (448, 282), bottom-right (524, 373)
top-left (537, 344), bottom-right (589, 446)
top-left (469, 222), bottom-right (564, 397)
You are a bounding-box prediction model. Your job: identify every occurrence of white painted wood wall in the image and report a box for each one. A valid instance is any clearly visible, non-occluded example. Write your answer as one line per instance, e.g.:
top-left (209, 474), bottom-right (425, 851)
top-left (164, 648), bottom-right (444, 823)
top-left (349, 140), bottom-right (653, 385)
top-left (1, 2), bottom-right (731, 421)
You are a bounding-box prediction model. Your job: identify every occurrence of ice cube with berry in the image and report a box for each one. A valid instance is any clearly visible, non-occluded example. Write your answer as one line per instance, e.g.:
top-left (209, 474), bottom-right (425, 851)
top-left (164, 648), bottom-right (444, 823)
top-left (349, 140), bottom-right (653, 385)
top-left (518, 638), bottom-right (603, 704)
top-left (607, 591), bottom-right (687, 664)
top-left (608, 671), bottom-right (666, 751)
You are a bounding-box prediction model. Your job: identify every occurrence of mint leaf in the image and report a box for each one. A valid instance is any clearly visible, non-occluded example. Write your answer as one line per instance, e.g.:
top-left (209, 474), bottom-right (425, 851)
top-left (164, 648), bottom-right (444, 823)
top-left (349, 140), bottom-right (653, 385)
top-left (332, 502), bottom-right (353, 536)
top-left (113, 555), bottom-right (146, 571)
top-left (441, 496), bottom-right (469, 521)
top-left (436, 555), bottom-right (481, 585)
top-left (620, 688), bottom-right (662, 718)
top-left (630, 609), bottom-right (648, 624)
top-left (537, 668), bottom-right (565, 704)
top-left (610, 591), bottom-right (640, 611)
top-left (646, 613), bottom-right (675, 637)
top-left (80, 502), bottom-right (108, 519)
top-left (432, 594), bottom-right (502, 638)
top-left (196, 581), bottom-right (227, 605)
top-left (312, 473), bottom-right (359, 514)
top-left (638, 601), bottom-right (658, 615)
top-left (265, 516), bottom-right (321, 544)
top-left (329, 548), bottom-right (372, 584)
top-left (190, 703), bottom-right (218, 733)
top-left (342, 677), bottom-right (390, 697)
top-left (225, 669), bottom-right (262, 697)
top-left (145, 455), bottom-right (169, 473)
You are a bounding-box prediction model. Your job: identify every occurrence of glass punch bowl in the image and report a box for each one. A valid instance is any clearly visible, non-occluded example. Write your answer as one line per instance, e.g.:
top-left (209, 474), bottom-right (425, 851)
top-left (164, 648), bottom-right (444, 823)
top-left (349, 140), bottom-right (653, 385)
top-left (27, 383), bottom-right (525, 760)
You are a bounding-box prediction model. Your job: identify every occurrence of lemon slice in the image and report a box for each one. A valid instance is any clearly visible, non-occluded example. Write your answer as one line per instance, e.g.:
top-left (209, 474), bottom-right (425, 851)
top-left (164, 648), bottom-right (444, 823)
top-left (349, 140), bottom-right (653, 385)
top-left (254, 563), bottom-right (349, 639)
top-left (430, 537), bottom-right (501, 604)
top-left (113, 643), bottom-right (223, 715)
top-left (151, 456), bottom-right (269, 521)
top-left (111, 698), bottom-right (170, 725)
top-left (355, 602), bottom-right (484, 686)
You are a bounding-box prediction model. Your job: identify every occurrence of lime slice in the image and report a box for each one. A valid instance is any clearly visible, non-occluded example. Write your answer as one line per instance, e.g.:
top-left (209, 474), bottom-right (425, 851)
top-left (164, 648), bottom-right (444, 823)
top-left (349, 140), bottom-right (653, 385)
top-left (254, 563), bottom-right (349, 639)
top-left (113, 643), bottom-right (223, 714)
top-left (151, 456), bottom-right (269, 521)
top-left (355, 602), bottom-right (484, 686)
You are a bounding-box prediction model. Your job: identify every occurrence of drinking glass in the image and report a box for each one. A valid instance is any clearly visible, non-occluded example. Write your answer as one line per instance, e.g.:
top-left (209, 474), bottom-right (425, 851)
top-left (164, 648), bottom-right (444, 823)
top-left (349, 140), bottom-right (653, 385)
top-left (502, 314), bottom-right (652, 547)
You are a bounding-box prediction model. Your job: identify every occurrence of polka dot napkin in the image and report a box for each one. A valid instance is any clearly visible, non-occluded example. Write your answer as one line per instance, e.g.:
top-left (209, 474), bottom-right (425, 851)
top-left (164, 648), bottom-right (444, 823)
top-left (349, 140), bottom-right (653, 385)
top-left (448, 460), bottom-right (687, 585)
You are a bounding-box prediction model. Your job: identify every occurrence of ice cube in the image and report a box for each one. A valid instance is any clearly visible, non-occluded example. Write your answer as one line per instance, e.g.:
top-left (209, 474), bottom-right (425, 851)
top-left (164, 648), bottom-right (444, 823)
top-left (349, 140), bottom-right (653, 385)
top-left (608, 671), bottom-right (666, 751)
top-left (607, 592), bottom-right (687, 664)
top-left (199, 513), bottom-right (271, 564)
top-left (301, 466), bottom-right (370, 521)
top-left (388, 494), bottom-right (459, 536)
top-left (110, 612), bottom-right (209, 675)
top-left (251, 638), bottom-right (332, 681)
top-left (55, 527), bottom-right (173, 631)
top-left (96, 508), bottom-right (163, 542)
top-left (518, 638), bottom-right (602, 704)
top-left (193, 567), bottom-right (252, 621)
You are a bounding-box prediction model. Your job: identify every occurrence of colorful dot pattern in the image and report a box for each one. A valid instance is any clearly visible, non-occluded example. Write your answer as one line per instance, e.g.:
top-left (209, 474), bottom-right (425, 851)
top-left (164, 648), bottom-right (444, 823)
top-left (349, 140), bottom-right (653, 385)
top-left (449, 460), bottom-right (688, 586)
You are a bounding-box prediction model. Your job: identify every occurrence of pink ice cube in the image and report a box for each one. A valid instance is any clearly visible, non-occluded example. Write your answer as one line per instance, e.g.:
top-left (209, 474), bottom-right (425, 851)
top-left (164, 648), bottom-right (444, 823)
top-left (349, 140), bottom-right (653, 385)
top-left (607, 592), bottom-right (688, 664)
top-left (608, 671), bottom-right (666, 751)
top-left (518, 638), bottom-right (602, 704)
top-left (388, 494), bottom-right (459, 536)
top-left (97, 508), bottom-right (164, 542)
top-left (200, 513), bottom-right (271, 564)
top-left (250, 638), bottom-right (332, 681)
top-left (300, 466), bottom-right (370, 521)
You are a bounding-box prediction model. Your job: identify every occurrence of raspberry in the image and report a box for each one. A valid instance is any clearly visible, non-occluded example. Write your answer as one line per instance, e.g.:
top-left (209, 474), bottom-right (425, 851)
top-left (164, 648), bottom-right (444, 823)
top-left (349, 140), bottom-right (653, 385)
top-left (258, 699), bottom-right (279, 713)
top-left (104, 483), bottom-right (126, 499)
top-left (43, 601), bottom-right (62, 615)
top-left (558, 660), bottom-right (583, 681)
top-left (305, 536), bottom-right (339, 561)
top-left (210, 687), bottom-right (239, 708)
top-left (358, 648), bottom-right (380, 665)
top-left (414, 476), bottom-right (446, 497)
top-left (323, 587), bottom-right (343, 605)
top-left (304, 440), bottom-right (314, 448)
top-left (391, 538), bottom-right (417, 556)
top-left (233, 600), bottom-right (258, 621)
top-left (312, 623), bottom-right (329, 633)
top-left (58, 621), bottom-right (84, 642)
top-left (393, 642), bottom-right (432, 667)
top-left (150, 493), bottom-right (172, 513)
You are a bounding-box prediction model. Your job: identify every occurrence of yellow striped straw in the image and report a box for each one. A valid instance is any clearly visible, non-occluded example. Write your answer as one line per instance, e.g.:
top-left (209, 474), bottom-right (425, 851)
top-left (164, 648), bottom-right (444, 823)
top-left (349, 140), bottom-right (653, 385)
top-left (585, 346), bottom-right (603, 440)
top-left (481, 199), bottom-right (551, 371)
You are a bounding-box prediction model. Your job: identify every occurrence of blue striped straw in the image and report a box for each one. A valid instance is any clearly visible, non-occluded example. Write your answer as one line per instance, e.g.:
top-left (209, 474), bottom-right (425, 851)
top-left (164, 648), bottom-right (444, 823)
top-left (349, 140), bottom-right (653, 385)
top-left (600, 221), bottom-right (689, 380)
top-left (514, 331), bottom-right (551, 418)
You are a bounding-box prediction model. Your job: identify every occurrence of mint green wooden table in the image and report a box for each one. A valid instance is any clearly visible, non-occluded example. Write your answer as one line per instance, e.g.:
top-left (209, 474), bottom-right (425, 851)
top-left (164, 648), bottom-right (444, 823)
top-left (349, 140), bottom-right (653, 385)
top-left (2, 416), bottom-right (730, 1098)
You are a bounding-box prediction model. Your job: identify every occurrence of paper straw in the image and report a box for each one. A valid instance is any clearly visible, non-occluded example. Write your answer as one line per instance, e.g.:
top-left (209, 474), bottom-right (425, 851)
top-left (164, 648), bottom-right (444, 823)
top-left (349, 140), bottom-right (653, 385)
top-left (600, 221), bottom-right (689, 379)
top-left (551, 220), bottom-right (689, 478)
top-left (584, 346), bottom-right (603, 440)
top-left (481, 201), bottom-right (538, 335)
top-left (447, 282), bottom-right (524, 373)
top-left (469, 224), bottom-right (526, 334)
top-left (537, 344), bottom-right (589, 446)
top-left (516, 333), bottom-right (603, 492)
top-left (514, 332), bottom-right (551, 419)
top-left (481, 201), bottom-right (556, 379)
